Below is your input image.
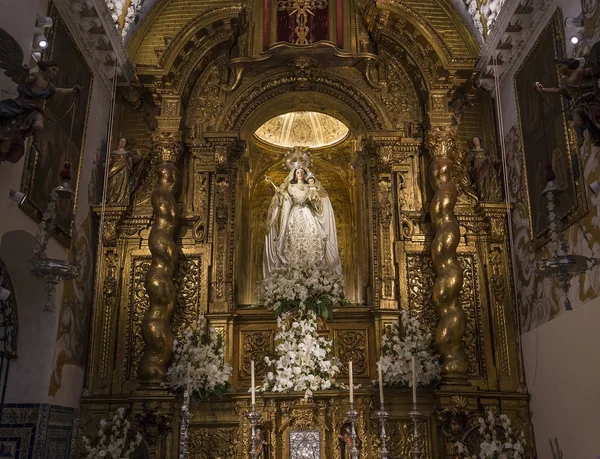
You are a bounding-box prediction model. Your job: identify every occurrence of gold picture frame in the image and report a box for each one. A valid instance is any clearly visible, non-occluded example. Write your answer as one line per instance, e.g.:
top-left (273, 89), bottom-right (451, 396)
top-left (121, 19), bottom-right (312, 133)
top-left (514, 8), bottom-right (587, 248)
top-left (20, 2), bottom-right (93, 246)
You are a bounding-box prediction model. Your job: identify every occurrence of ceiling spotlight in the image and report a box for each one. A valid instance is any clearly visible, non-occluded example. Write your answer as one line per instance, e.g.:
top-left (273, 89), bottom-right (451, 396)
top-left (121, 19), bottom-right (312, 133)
top-left (36, 14), bottom-right (53, 28)
top-left (564, 16), bottom-right (584, 28)
top-left (8, 188), bottom-right (26, 205)
top-left (33, 32), bottom-right (48, 50)
top-left (0, 287), bottom-right (11, 302)
top-left (570, 32), bottom-right (584, 45)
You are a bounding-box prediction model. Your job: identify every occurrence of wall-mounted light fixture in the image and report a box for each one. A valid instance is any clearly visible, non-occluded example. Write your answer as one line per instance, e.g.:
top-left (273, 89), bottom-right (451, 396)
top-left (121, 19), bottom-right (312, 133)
top-left (33, 32), bottom-right (48, 50)
top-left (570, 32), bottom-right (584, 45)
top-left (8, 189), bottom-right (26, 205)
top-left (564, 15), bottom-right (584, 28)
top-left (35, 14), bottom-right (53, 28)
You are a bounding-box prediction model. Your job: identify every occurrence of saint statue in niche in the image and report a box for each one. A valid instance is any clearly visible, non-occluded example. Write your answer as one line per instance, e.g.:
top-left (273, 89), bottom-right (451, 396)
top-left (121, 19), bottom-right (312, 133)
top-left (263, 151), bottom-right (342, 278)
top-left (106, 137), bottom-right (146, 205)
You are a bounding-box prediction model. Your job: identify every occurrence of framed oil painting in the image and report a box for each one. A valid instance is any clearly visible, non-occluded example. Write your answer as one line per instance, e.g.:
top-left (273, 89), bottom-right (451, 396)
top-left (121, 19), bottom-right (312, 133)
top-left (20, 2), bottom-right (93, 245)
top-left (514, 8), bottom-right (586, 247)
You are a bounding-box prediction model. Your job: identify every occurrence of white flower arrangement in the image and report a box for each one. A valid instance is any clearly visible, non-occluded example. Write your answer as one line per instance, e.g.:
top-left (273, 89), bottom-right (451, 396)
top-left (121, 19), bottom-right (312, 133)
top-left (456, 411), bottom-right (528, 459)
top-left (378, 310), bottom-right (441, 388)
top-left (165, 315), bottom-right (233, 398)
top-left (260, 309), bottom-right (341, 399)
top-left (105, 0), bottom-right (125, 24)
top-left (82, 407), bottom-right (142, 459)
top-left (257, 263), bottom-right (345, 320)
top-left (122, 0), bottom-right (145, 37)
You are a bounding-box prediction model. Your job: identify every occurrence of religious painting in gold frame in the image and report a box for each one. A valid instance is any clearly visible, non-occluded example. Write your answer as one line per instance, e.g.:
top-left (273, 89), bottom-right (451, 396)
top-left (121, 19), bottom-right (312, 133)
top-left (514, 8), bottom-right (586, 248)
top-left (20, 2), bottom-right (93, 245)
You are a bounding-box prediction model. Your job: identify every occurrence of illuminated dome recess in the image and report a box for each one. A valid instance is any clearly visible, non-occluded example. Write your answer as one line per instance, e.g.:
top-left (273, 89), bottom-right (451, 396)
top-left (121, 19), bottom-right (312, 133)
top-left (255, 111), bottom-right (349, 148)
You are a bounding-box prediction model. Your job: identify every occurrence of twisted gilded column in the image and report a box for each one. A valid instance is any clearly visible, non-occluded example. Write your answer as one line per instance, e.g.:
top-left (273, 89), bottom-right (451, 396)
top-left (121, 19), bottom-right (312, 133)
top-left (139, 134), bottom-right (183, 384)
top-left (425, 124), bottom-right (469, 383)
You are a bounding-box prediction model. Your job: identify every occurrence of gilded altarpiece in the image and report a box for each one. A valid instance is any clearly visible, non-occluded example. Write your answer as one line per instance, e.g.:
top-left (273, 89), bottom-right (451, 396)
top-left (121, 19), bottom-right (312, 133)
top-left (81, 2), bottom-right (533, 456)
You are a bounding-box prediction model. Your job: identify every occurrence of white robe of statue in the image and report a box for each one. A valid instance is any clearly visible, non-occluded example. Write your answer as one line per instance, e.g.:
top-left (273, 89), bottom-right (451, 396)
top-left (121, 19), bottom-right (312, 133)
top-left (263, 168), bottom-right (342, 278)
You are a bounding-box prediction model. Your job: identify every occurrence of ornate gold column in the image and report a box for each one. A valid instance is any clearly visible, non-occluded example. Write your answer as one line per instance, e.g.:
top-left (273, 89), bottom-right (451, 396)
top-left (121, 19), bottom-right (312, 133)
top-left (425, 98), bottom-right (469, 384)
top-left (139, 95), bottom-right (183, 384)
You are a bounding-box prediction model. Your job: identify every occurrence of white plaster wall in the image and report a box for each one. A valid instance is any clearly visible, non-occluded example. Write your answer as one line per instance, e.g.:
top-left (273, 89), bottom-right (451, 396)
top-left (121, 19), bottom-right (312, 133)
top-left (521, 297), bottom-right (600, 459)
top-left (0, 0), bottom-right (110, 408)
top-left (491, 0), bottom-right (600, 456)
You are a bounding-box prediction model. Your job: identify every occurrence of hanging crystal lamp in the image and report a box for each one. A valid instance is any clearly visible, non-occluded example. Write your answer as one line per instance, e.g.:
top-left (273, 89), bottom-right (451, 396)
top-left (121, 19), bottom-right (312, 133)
top-left (29, 162), bottom-right (80, 312)
top-left (535, 179), bottom-right (598, 311)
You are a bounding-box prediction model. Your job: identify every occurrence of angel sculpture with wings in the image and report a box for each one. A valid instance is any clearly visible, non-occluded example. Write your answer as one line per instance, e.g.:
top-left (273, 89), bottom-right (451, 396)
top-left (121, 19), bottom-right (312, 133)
top-left (0, 27), bottom-right (80, 163)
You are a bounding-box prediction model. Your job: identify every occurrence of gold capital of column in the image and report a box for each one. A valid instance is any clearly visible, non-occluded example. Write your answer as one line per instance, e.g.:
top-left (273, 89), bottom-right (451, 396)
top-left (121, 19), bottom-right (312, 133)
top-left (426, 121), bottom-right (469, 384)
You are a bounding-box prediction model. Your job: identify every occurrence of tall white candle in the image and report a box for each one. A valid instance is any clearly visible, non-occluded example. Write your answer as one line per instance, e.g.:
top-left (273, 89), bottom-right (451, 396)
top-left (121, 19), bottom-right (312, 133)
top-left (186, 362), bottom-right (191, 406)
top-left (377, 362), bottom-right (385, 407)
top-left (348, 360), bottom-right (354, 404)
top-left (411, 354), bottom-right (417, 406)
top-left (251, 360), bottom-right (256, 406)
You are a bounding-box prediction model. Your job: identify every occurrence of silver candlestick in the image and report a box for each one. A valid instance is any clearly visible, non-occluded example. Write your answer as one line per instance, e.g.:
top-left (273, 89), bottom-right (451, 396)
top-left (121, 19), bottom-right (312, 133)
top-left (375, 405), bottom-right (390, 459)
top-left (179, 389), bottom-right (190, 459)
top-left (409, 403), bottom-right (423, 459)
top-left (346, 404), bottom-right (360, 459)
top-left (247, 404), bottom-right (262, 459)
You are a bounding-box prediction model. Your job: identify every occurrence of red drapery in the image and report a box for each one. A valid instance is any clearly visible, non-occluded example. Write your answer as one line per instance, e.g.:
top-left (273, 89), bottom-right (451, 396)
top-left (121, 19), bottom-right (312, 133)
top-left (276, 7), bottom-right (328, 44)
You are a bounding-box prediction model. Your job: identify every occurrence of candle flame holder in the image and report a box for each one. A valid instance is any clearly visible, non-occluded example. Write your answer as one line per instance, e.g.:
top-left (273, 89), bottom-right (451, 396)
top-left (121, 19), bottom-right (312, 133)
top-left (409, 405), bottom-right (423, 459)
top-left (375, 406), bottom-right (390, 459)
top-left (247, 404), bottom-right (262, 459)
top-left (178, 389), bottom-right (190, 459)
top-left (346, 404), bottom-right (360, 459)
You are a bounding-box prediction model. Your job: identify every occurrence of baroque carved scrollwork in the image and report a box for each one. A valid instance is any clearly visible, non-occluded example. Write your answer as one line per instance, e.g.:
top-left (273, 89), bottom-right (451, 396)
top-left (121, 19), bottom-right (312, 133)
top-left (129, 254), bottom-right (205, 380)
top-left (100, 249), bottom-right (119, 380)
top-left (241, 331), bottom-right (273, 378)
top-left (189, 427), bottom-right (240, 458)
top-left (406, 253), bottom-right (486, 378)
top-left (335, 330), bottom-right (367, 376)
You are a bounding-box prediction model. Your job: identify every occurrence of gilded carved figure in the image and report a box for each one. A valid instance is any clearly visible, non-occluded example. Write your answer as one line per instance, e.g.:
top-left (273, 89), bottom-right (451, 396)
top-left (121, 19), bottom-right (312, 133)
top-left (106, 137), bottom-right (146, 205)
top-left (0, 28), bottom-right (80, 163)
top-left (467, 137), bottom-right (502, 202)
top-left (339, 423), bottom-right (360, 459)
top-left (251, 426), bottom-right (268, 458)
top-left (536, 58), bottom-right (600, 147)
top-left (263, 165), bottom-right (342, 277)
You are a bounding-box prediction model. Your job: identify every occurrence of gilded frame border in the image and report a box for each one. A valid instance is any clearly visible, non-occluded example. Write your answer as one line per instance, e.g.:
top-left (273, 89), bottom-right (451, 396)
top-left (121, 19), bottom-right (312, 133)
top-left (19, 2), bottom-right (93, 246)
top-left (513, 8), bottom-right (587, 248)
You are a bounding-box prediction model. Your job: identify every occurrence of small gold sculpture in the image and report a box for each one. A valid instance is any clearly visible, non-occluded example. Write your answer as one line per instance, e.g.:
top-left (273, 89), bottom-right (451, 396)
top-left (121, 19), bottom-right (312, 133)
top-left (467, 137), bottom-right (502, 202)
top-left (106, 137), bottom-right (146, 205)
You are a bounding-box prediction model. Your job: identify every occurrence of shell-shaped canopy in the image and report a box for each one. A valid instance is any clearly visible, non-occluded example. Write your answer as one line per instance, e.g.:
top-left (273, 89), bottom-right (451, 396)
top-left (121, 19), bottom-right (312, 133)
top-left (255, 112), bottom-right (349, 148)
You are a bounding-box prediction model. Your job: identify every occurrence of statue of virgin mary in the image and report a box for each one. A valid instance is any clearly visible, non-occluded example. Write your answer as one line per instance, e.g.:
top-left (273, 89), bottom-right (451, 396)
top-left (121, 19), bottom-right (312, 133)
top-left (263, 163), bottom-right (342, 278)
